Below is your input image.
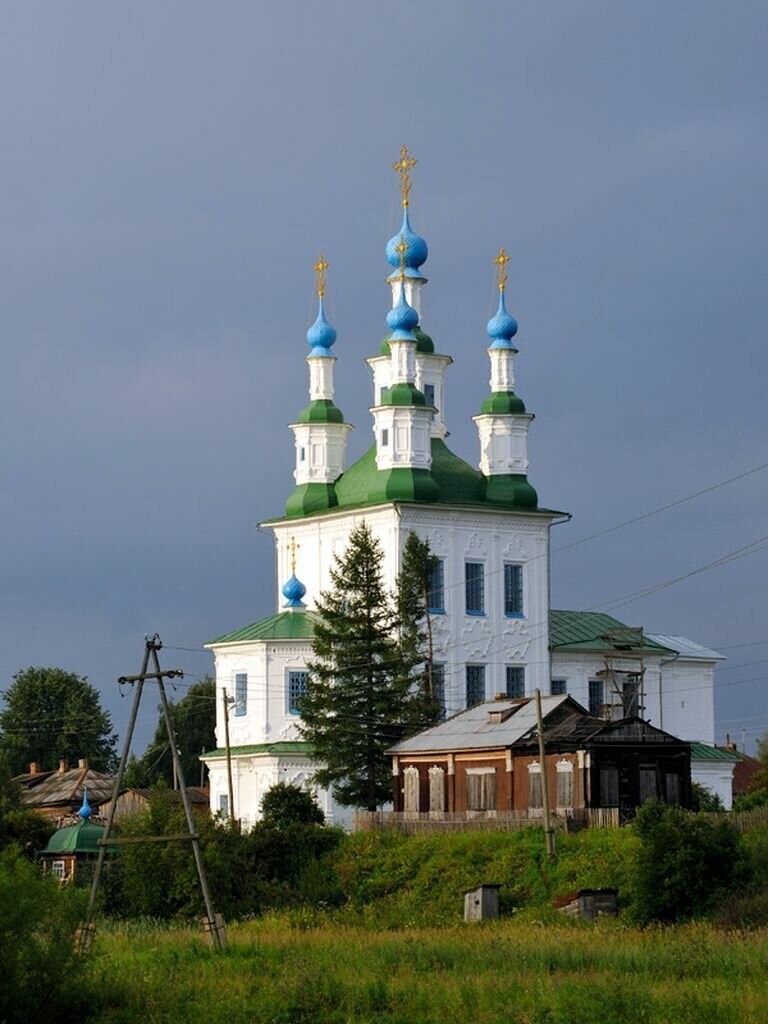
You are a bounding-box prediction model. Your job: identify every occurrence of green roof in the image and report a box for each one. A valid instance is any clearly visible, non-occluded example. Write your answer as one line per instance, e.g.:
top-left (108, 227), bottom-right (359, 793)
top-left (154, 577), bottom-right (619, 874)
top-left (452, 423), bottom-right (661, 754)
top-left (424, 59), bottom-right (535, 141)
top-left (203, 741), bottom-right (315, 759)
top-left (207, 610), bottom-right (319, 646)
top-left (549, 610), bottom-right (675, 655)
top-left (689, 742), bottom-right (741, 762)
top-left (43, 819), bottom-right (105, 855)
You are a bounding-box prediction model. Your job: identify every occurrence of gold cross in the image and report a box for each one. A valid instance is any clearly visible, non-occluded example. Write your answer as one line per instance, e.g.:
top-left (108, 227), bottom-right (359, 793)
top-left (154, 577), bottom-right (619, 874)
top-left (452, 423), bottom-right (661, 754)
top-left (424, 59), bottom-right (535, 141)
top-left (313, 254), bottom-right (329, 298)
top-left (394, 235), bottom-right (410, 281)
top-left (289, 537), bottom-right (299, 574)
top-left (393, 144), bottom-right (417, 208)
top-left (492, 247), bottom-right (511, 292)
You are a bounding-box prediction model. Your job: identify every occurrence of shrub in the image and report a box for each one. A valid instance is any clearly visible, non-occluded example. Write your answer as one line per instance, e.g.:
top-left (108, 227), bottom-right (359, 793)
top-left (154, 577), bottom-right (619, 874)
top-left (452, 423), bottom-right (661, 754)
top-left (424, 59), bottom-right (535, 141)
top-left (631, 800), bottom-right (747, 924)
top-left (260, 782), bottom-right (325, 827)
top-left (0, 847), bottom-right (89, 1023)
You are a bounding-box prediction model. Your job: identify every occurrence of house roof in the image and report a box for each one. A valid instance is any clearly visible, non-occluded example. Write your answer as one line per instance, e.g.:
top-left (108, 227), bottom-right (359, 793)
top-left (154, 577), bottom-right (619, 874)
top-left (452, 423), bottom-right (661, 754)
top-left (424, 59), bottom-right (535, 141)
top-left (549, 610), bottom-right (675, 655)
top-left (388, 695), bottom-right (572, 754)
top-left (20, 765), bottom-right (114, 809)
top-left (207, 610), bottom-right (319, 646)
top-left (119, 786), bottom-right (210, 805)
top-left (729, 752), bottom-right (762, 794)
top-left (646, 634), bottom-right (725, 661)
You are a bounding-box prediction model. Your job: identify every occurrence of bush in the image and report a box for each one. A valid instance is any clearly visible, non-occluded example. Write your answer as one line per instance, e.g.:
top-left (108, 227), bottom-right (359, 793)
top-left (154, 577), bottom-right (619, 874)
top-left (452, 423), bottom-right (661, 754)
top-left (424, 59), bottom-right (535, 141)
top-left (690, 781), bottom-right (725, 812)
top-left (0, 847), bottom-right (89, 1023)
top-left (631, 801), bottom-right (747, 924)
top-left (261, 782), bottom-right (325, 827)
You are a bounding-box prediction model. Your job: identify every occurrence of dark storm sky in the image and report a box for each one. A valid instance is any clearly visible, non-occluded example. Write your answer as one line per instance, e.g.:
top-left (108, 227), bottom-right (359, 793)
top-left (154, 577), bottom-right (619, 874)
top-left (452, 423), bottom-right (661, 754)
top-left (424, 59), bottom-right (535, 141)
top-left (1, 1), bottom-right (766, 754)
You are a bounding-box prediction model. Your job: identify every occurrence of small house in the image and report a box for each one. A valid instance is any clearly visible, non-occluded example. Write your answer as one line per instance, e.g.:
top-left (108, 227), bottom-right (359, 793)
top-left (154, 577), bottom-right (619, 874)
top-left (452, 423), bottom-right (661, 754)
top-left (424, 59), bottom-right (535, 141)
top-left (19, 759), bottom-right (114, 824)
top-left (387, 694), bottom-right (691, 821)
top-left (39, 791), bottom-right (105, 883)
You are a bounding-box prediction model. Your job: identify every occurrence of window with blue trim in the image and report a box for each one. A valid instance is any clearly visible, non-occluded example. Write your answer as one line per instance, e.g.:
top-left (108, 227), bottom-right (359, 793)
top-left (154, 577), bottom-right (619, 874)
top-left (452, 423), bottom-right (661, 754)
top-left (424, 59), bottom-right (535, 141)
top-left (234, 673), bottom-right (247, 716)
top-left (504, 563), bottom-right (523, 616)
top-left (426, 558), bottom-right (445, 612)
top-left (589, 678), bottom-right (604, 717)
top-left (465, 562), bottom-right (485, 614)
top-left (288, 670), bottom-right (309, 715)
top-left (466, 664), bottom-right (486, 707)
top-left (550, 678), bottom-right (567, 696)
top-left (506, 666), bottom-right (525, 699)
top-left (430, 662), bottom-right (446, 720)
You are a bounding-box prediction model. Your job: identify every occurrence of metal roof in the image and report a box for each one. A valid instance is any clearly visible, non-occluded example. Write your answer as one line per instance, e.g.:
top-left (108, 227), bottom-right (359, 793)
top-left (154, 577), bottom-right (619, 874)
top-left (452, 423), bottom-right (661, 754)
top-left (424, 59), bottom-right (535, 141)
top-left (42, 819), bottom-right (105, 855)
top-left (549, 610), bottom-right (674, 655)
top-left (21, 766), bottom-right (114, 809)
top-left (689, 741), bottom-right (740, 762)
top-left (388, 695), bottom-right (570, 754)
top-left (206, 610), bottom-right (318, 646)
top-left (646, 634), bottom-right (725, 662)
top-left (202, 741), bottom-right (314, 760)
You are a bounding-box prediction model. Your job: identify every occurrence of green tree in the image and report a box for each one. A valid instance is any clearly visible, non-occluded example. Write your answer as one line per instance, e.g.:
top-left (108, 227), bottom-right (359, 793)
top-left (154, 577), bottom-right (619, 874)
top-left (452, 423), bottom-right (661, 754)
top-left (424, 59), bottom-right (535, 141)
top-left (125, 677), bottom-right (215, 789)
top-left (299, 522), bottom-right (418, 811)
top-left (396, 531), bottom-right (442, 728)
top-left (261, 782), bottom-right (325, 828)
top-left (631, 800), bottom-right (746, 923)
top-left (0, 667), bottom-right (117, 775)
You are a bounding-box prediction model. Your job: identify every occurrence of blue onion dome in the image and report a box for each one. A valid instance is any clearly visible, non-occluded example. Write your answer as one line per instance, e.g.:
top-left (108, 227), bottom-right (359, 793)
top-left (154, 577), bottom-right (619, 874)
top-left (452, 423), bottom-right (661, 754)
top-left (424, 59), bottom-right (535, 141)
top-left (306, 296), bottom-right (337, 357)
top-left (78, 788), bottom-right (92, 820)
top-left (386, 289), bottom-right (419, 341)
top-left (281, 573), bottom-right (307, 608)
top-left (386, 209), bottom-right (428, 274)
top-left (486, 289), bottom-right (519, 349)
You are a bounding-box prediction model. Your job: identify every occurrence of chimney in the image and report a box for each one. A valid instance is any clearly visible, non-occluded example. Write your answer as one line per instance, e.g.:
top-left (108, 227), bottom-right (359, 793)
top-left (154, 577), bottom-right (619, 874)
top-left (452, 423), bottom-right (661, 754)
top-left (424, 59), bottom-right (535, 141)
top-left (29, 761), bottom-right (39, 775)
top-left (78, 758), bottom-right (88, 770)
top-left (58, 759), bottom-right (68, 774)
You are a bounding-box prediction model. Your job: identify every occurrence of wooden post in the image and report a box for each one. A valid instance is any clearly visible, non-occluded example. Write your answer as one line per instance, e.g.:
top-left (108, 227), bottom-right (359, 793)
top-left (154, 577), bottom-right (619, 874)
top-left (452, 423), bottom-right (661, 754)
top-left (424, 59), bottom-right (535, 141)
top-left (535, 688), bottom-right (556, 859)
top-left (222, 688), bottom-right (236, 828)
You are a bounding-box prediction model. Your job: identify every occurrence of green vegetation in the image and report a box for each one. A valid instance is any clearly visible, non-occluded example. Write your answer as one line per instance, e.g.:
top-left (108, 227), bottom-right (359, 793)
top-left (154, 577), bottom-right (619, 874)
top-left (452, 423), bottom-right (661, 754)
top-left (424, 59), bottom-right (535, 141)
top-left (78, 917), bottom-right (768, 1023)
top-left (300, 523), bottom-right (434, 810)
top-left (0, 847), bottom-right (89, 1024)
top-left (0, 753), bottom-right (54, 857)
top-left (124, 676), bottom-right (216, 789)
top-left (0, 666), bottom-right (118, 774)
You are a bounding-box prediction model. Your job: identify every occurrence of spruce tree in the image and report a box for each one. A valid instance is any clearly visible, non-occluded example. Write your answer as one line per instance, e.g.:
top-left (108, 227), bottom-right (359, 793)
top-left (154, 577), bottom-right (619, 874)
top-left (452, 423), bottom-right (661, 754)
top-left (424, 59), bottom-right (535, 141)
top-left (299, 522), bottom-right (414, 811)
top-left (396, 531), bottom-right (442, 728)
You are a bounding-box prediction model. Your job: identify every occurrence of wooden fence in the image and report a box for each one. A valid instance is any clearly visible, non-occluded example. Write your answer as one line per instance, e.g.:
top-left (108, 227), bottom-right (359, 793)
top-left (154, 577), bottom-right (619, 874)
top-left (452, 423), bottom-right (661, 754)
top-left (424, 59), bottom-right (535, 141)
top-left (352, 807), bottom-right (620, 835)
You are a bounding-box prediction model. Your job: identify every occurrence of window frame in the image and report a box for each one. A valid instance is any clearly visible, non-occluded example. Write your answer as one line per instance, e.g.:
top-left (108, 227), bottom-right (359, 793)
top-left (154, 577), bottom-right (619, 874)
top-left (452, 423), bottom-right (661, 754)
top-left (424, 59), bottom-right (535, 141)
top-left (426, 558), bottom-right (445, 613)
top-left (506, 665), bottom-right (525, 699)
top-left (464, 561), bottom-right (485, 616)
top-left (550, 678), bottom-right (567, 696)
top-left (588, 678), bottom-right (604, 717)
top-left (287, 669), bottom-right (309, 715)
top-left (466, 664), bottom-right (486, 707)
top-left (234, 672), bottom-right (247, 717)
top-left (503, 562), bottom-right (524, 617)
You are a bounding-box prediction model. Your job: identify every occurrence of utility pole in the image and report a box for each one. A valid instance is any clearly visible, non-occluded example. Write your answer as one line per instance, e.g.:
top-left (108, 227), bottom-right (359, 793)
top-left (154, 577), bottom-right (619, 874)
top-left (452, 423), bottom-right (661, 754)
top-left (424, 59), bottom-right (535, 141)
top-left (80, 635), bottom-right (225, 952)
top-left (535, 688), bottom-right (556, 859)
top-left (222, 687), bottom-right (236, 828)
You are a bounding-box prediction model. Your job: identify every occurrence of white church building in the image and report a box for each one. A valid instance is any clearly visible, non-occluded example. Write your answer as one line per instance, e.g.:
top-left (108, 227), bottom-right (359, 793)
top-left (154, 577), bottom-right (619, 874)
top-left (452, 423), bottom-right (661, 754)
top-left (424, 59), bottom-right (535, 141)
top-left (201, 149), bottom-right (732, 824)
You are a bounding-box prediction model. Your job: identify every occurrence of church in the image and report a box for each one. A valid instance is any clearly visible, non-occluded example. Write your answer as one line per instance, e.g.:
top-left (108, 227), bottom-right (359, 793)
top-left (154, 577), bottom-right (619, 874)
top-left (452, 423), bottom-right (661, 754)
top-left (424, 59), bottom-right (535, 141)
top-left (201, 148), bottom-right (730, 826)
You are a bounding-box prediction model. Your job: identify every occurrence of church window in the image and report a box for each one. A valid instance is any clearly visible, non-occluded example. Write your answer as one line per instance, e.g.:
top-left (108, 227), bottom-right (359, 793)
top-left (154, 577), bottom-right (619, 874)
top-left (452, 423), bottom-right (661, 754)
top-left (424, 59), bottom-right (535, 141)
top-left (623, 674), bottom-right (641, 716)
top-left (287, 670), bottom-right (309, 715)
top-left (426, 558), bottom-right (445, 612)
top-left (381, 428), bottom-right (389, 447)
top-left (527, 762), bottom-right (543, 810)
top-left (466, 664), bottom-right (486, 707)
top-left (430, 662), bottom-right (446, 719)
top-left (550, 678), bottom-right (567, 696)
top-left (588, 678), bottom-right (604, 717)
top-left (299, 446), bottom-right (306, 462)
top-left (465, 562), bottom-right (485, 614)
top-left (466, 767), bottom-right (496, 811)
top-left (504, 563), bottom-right (523, 616)
top-left (506, 665), bottom-right (525, 699)
top-left (379, 385), bottom-right (389, 404)
top-left (424, 383), bottom-right (435, 407)
top-left (556, 761), bottom-right (574, 809)
top-left (234, 673), bottom-right (247, 716)
top-left (218, 793), bottom-right (229, 816)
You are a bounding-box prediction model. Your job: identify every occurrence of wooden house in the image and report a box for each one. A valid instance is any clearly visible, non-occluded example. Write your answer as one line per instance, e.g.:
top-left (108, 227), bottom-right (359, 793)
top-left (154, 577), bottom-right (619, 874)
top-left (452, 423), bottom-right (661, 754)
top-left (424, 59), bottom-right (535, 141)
top-left (38, 792), bottom-right (105, 883)
top-left (18, 759), bottom-right (114, 824)
top-left (387, 694), bottom-right (691, 821)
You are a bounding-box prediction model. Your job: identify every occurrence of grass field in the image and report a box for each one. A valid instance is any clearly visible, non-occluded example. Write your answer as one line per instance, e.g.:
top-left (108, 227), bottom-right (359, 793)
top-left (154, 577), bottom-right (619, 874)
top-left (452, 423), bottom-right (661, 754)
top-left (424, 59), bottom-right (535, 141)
top-left (83, 915), bottom-right (768, 1024)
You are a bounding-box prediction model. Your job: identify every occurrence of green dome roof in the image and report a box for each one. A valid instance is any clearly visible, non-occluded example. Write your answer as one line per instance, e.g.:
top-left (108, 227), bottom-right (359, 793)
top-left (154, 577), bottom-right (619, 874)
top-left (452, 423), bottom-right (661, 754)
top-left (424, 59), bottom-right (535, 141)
top-left (296, 399), bottom-right (344, 424)
top-left (380, 325), bottom-right (435, 356)
top-left (43, 818), bottom-right (105, 855)
top-left (479, 391), bottom-right (527, 414)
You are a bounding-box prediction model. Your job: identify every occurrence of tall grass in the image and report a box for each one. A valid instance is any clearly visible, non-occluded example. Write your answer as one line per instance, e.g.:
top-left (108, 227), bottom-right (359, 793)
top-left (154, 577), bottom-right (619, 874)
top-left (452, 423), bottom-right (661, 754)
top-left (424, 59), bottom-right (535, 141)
top-left (83, 916), bottom-right (768, 1024)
